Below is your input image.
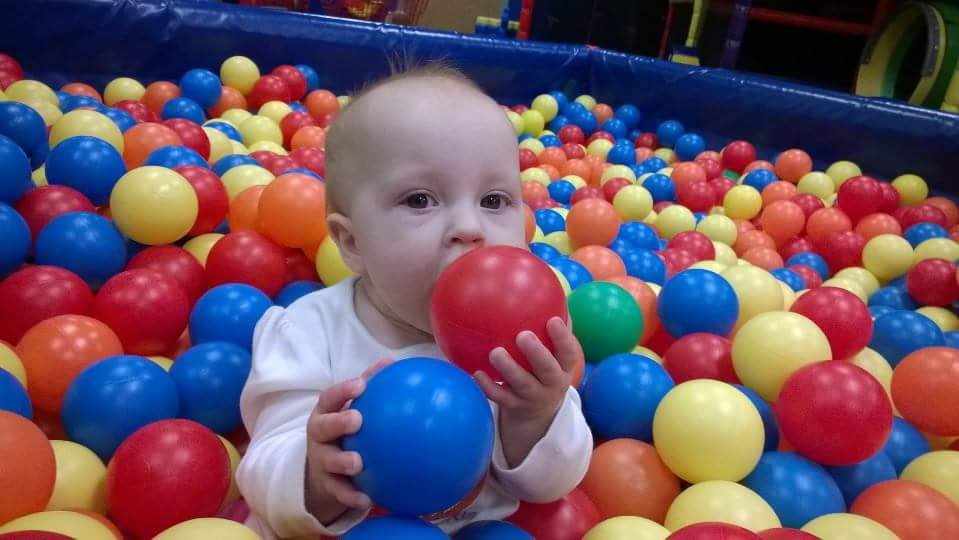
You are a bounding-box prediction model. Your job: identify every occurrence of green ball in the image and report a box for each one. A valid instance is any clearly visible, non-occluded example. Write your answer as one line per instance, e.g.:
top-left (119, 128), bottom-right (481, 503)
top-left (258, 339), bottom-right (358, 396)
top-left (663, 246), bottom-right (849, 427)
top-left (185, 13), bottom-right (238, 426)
top-left (568, 281), bottom-right (644, 363)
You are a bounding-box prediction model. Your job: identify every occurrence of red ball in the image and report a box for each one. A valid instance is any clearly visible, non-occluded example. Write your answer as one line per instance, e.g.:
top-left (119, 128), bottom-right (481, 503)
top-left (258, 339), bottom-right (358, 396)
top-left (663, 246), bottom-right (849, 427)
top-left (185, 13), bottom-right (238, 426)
top-left (279, 111), bottom-right (317, 148)
top-left (562, 142), bottom-right (586, 159)
top-left (0, 53), bottom-right (24, 80)
top-left (92, 269), bottom-right (190, 356)
top-left (653, 201), bottom-right (674, 213)
top-left (205, 231), bottom-right (287, 297)
top-left (430, 246), bottom-right (568, 380)
top-left (878, 181), bottom-right (901, 214)
top-left (698, 158), bottom-right (723, 180)
top-left (818, 230), bottom-right (865, 273)
top-left (266, 156), bottom-right (300, 176)
top-left (667, 231), bottom-right (715, 261)
top-left (779, 237), bottom-right (815, 261)
top-left (571, 186), bottom-right (604, 205)
top-left (696, 150), bottom-right (722, 163)
top-left (0, 266), bottom-right (94, 344)
top-left (635, 132), bottom-right (659, 149)
top-left (646, 325), bottom-right (677, 356)
top-left (315, 111), bottom-right (337, 129)
top-left (659, 248), bottom-right (699, 276)
top-left (663, 333), bottom-right (738, 384)
top-left (586, 131), bottom-right (615, 145)
top-left (248, 75), bottom-right (292, 109)
top-left (0, 533), bottom-right (73, 540)
top-left (708, 176), bottom-right (736, 201)
top-left (519, 148), bottom-right (539, 171)
top-left (107, 419), bottom-right (230, 540)
top-left (174, 165), bottom-right (229, 236)
top-left (722, 140), bottom-right (757, 173)
top-left (163, 119), bottom-right (210, 160)
top-left (15, 185), bottom-right (96, 239)
top-left (558, 125), bottom-right (585, 145)
top-left (511, 104), bottom-right (529, 114)
top-left (669, 522), bottom-right (762, 540)
top-left (114, 100), bottom-right (157, 123)
top-left (836, 176), bottom-right (882, 223)
top-left (127, 246), bottom-right (206, 306)
top-left (249, 150), bottom-right (280, 169)
top-left (289, 147), bottom-right (325, 177)
top-left (759, 529), bottom-right (820, 540)
top-left (777, 361), bottom-right (893, 465)
top-left (790, 193), bottom-right (825, 219)
top-left (602, 178), bottom-right (632, 202)
top-left (526, 197), bottom-right (553, 211)
top-left (789, 264), bottom-right (823, 289)
top-left (283, 248), bottom-right (319, 284)
top-left (0, 72), bottom-right (19, 91)
top-left (271, 65), bottom-right (308, 101)
top-left (901, 204), bottom-right (948, 230)
top-left (790, 286), bottom-right (872, 359)
top-left (906, 258), bottom-right (959, 306)
top-left (677, 180), bottom-right (715, 212)
top-left (508, 489), bottom-right (601, 540)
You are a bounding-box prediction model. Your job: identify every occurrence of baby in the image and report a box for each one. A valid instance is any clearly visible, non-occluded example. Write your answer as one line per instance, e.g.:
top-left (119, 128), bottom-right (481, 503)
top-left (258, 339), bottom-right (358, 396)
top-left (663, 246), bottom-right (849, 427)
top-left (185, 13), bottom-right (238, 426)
top-left (237, 64), bottom-right (593, 538)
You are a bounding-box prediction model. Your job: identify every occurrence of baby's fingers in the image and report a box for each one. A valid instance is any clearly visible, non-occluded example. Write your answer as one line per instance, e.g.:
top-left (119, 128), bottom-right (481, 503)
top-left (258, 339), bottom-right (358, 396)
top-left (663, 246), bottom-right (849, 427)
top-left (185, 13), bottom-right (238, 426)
top-left (323, 473), bottom-right (373, 509)
top-left (315, 378), bottom-right (366, 414)
top-left (546, 317), bottom-right (583, 374)
top-left (321, 448), bottom-right (363, 477)
top-left (308, 409), bottom-right (362, 444)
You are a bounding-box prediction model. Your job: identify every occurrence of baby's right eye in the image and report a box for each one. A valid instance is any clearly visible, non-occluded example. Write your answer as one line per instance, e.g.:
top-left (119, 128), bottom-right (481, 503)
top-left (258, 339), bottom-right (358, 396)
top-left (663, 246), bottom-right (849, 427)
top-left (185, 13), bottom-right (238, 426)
top-left (404, 193), bottom-right (437, 209)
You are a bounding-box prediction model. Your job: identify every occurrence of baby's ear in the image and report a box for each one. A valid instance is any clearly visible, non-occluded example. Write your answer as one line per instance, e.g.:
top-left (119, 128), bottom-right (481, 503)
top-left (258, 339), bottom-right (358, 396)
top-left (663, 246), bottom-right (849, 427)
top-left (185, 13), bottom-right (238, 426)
top-left (327, 212), bottom-right (366, 275)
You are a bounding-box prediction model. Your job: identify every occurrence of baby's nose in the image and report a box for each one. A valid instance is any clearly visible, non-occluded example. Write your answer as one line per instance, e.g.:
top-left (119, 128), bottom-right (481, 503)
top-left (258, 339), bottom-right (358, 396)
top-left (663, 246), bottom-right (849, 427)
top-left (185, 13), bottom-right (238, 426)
top-left (447, 214), bottom-right (485, 247)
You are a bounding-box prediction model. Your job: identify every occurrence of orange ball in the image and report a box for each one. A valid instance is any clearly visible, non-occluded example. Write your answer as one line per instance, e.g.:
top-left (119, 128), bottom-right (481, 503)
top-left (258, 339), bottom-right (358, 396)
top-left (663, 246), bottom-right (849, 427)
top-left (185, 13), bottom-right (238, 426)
top-left (17, 315), bottom-right (123, 415)
top-left (775, 149), bottom-right (813, 183)
top-left (303, 240), bottom-right (321, 262)
top-left (743, 160), bottom-right (775, 174)
top-left (539, 147), bottom-right (568, 170)
top-left (606, 276), bottom-right (659, 345)
top-left (0, 411), bottom-right (56, 524)
top-left (291, 125), bottom-right (327, 150)
top-left (926, 196), bottom-right (959, 228)
top-left (257, 173), bottom-right (328, 248)
top-left (671, 162), bottom-right (707, 190)
top-left (228, 185), bottom-right (265, 232)
top-left (61, 82), bottom-right (103, 103)
top-left (856, 213), bottom-right (903, 241)
top-left (850, 479), bottom-right (959, 540)
top-left (892, 347), bottom-right (959, 436)
top-left (806, 207), bottom-right (852, 245)
top-left (122, 122), bottom-right (183, 169)
top-left (761, 181), bottom-right (798, 206)
top-left (561, 158), bottom-right (592, 181)
top-left (524, 204), bottom-right (535, 244)
top-left (636, 147), bottom-right (654, 163)
top-left (761, 200), bottom-right (806, 241)
top-left (571, 246), bottom-right (626, 280)
top-left (521, 180), bottom-right (548, 204)
top-left (567, 198), bottom-right (622, 247)
top-left (742, 247), bottom-right (784, 270)
top-left (735, 229), bottom-right (776, 256)
top-left (579, 439), bottom-right (681, 522)
top-left (735, 218), bottom-right (756, 238)
top-left (584, 154), bottom-right (606, 186)
top-left (540, 163), bottom-right (561, 180)
top-left (142, 81), bottom-right (181, 114)
top-left (305, 89), bottom-right (339, 120)
top-left (593, 103), bottom-right (614, 125)
top-left (208, 86), bottom-right (248, 118)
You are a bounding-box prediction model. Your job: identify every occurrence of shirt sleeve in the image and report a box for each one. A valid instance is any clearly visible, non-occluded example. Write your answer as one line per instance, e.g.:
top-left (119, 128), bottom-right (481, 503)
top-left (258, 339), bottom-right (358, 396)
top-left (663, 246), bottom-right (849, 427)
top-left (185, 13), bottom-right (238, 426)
top-left (236, 307), bottom-right (369, 538)
top-left (489, 387), bottom-right (594, 503)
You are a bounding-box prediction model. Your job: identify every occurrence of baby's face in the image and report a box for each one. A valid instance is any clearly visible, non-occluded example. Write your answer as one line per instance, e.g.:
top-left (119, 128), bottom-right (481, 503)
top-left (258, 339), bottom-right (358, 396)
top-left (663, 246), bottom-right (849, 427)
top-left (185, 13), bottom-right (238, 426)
top-left (339, 78), bottom-right (526, 334)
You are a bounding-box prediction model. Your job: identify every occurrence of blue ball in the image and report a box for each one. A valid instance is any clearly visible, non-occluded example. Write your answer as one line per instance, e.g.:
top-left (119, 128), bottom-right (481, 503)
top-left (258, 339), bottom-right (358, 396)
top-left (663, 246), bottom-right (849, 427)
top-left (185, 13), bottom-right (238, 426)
top-left (607, 141), bottom-right (637, 166)
top-left (535, 209), bottom-right (565, 235)
top-left (289, 102), bottom-right (307, 113)
top-left (342, 358), bottom-right (494, 516)
top-left (674, 133), bottom-right (706, 161)
top-left (46, 135), bottom-right (126, 206)
top-left (145, 145), bottom-right (210, 170)
top-left (629, 129), bottom-right (642, 141)
top-left (741, 452), bottom-right (845, 528)
top-left (162, 97), bottom-right (206, 124)
top-left (283, 167), bottom-right (323, 180)
top-left (30, 141), bottom-right (49, 169)
top-left (869, 305), bottom-right (895, 321)
top-left (618, 222), bottom-right (660, 250)
top-left (213, 154), bottom-right (259, 176)
top-left (548, 90), bottom-right (569, 109)
top-left (179, 68), bottom-right (222, 109)
top-left (60, 95), bottom-right (103, 113)
top-left (103, 107), bottom-right (137, 133)
top-left (945, 330), bottom-right (959, 348)
top-left (582, 353), bottom-right (674, 441)
top-left (570, 109), bottom-right (598, 134)
top-left (658, 269), bottom-right (739, 336)
top-left (0, 202), bottom-right (29, 278)
top-left (826, 451), bottom-right (897, 506)
top-left (295, 64), bottom-right (320, 92)
top-left (548, 180), bottom-right (576, 205)
top-left (518, 134), bottom-right (532, 143)
top-left (771, 267), bottom-right (805, 292)
top-left (614, 104), bottom-right (641, 130)
top-left (643, 173), bottom-right (676, 203)
top-left (868, 286), bottom-right (919, 311)
top-left (656, 120), bottom-right (685, 147)
top-left (190, 284), bottom-right (273, 351)
top-left (608, 238), bottom-right (634, 258)
top-left (0, 133), bottom-right (31, 205)
top-left (539, 134), bottom-right (561, 148)
top-left (694, 212), bottom-right (706, 223)
top-left (870, 310), bottom-right (945, 367)
top-left (170, 342), bottom-right (252, 434)
top-left (530, 242), bottom-right (562, 264)
top-left (342, 517), bottom-right (447, 540)
top-left (455, 521), bottom-right (532, 540)
top-left (742, 168), bottom-right (778, 193)
top-left (658, 238), bottom-right (669, 250)
top-left (785, 252), bottom-right (830, 280)
top-left (62, 355), bottom-right (179, 460)
top-left (274, 280), bottom-right (323, 307)
top-left (904, 223), bottom-right (949, 247)
top-left (601, 117), bottom-right (628, 140)
top-left (621, 248), bottom-right (667, 285)
top-left (882, 416), bottom-right (931, 474)
top-left (552, 257), bottom-right (593, 289)
top-left (205, 121), bottom-right (243, 142)
top-left (0, 369), bottom-right (31, 419)
top-left (0, 101), bottom-right (47, 157)
top-left (734, 384), bottom-right (779, 450)
top-left (35, 212), bottom-right (127, 287)
top-left (629, 163), bottom-right (645, 178)
top-left (548, 115), bottom-right (569, 133)
top-left (642, 156), bottom-right (668, 172)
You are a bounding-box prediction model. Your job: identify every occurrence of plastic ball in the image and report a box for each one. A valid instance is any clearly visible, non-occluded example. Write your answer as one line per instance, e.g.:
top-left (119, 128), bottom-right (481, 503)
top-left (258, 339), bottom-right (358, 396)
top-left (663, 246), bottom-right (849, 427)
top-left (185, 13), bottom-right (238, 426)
top-left (0, 202), bottom-right (27, 277)
top-left (170, 342), bottom-right (250, 434)
top-left (584, 516), bottom-right (669, 540)
top-left (856, 213), bottom-right (902, 242)
top-left (143, 144), bottom-right (207, 170)
top-left (621, 248), bottom-right (668, 284)
top-left (823, 160), bottom-right (861, 187)
top-left (101, 77), bottom-right (144, 106)
top-left (273, 280), bottom-right (322, 307)
top-left (739, 452), bottom-right (844, 529)
top-left (656, 205), bottom-right (695, 240)
top-left (891, 347), bottom-right (959, 436)
top-left (454, 520), bottom-right (531, 540)
top-left (204, 230), bottom-right (285, 296)
top-left (0, 134), bottom-right (31, 204)
top-left (801, 513), bottom-right (898, 540)
top-left (658, 269), bottom-right (738, 337)
top-left (860, 234), bottom-right (914, 280)
top-left (790, 286), bottom-right (871, 359)
top-left (899, 450), bottom-right (959, 507)
top-left (0, 266), bottom-right (93, 346)
top-left (850, 479), bottom-right (959, 540)
top-left (906, 258), bottom-right (959, 305)
top-left (904, 222), bottom-right (948, 247)
top-left (176, 69), bottom-right (220, 109)
top-left (0, 510), bottom-right (119, 538)
top-left (582, 353), bottom-right (674, 441)
top-left (237, 115), bottom-right (281, 147)
top-left (121, 121), bottom-right (182, 169)
top-left (220, 164), bottom-right (274, 201)
top-left (870, 310), bottom-right (944, 368)
top-left (580, 439), bottom-right (680, 523)
top-left (314, 234), bottom-right (353, 286)
top-left (569, 281), bottom-right (644, 362)
top-left (742, 168), bottom-right (777, 193)
top-left (255, 173), bottom-right (327, 248)
top-left (508, 489), bottom-right (601, 540)
top-left (151, 518), bottom-right (257, 540)
top-left (0, 368), bottom-right (30, 418)
top-left (891, 174), bottom-right (928, 207)
top-left (618, 221), bottom-right (659, 250)
top-left (722, 265), bottom-right (785, 330)
top-left (664, 480), bottom-right (780, 532)
top-left (0, 411), bottom-right (57, 523)
top-left (774, 149), bottom-right (812, 183)
top-left (868, 284), bottom-right (918, 311)
top-left (189, 284), bottom-right (268, 351)
top-left (655, 120), bottom-right (684, 148)
top-left (46, 440), bottom-right (107, 513)
top-left (673, 133), bottom-right (705, 161)
top-left (34, 212), bottom-right (126, 287)
top-left (109, 166), bottom-right (198, 245)
top-left (696, 214), bottom-right (737, 245)
top-left (724, 185), bottom-right (762, 220)
top-left (642, 173), bottom-right (676, 204)
top-left (825, 450), bottom-right (897, 507)
top-left (722, 141), bottom-right (756, 173)
top-left (0, 101), bottom-right (47, 158)
top-left (566, 198), bottom-right (621, 248)
top-left (219, 56), bottom-right (260, 95)
top-left (914, 237), bottom-right (959, 262)
top-left (160, 96), bottom-right (205, 124)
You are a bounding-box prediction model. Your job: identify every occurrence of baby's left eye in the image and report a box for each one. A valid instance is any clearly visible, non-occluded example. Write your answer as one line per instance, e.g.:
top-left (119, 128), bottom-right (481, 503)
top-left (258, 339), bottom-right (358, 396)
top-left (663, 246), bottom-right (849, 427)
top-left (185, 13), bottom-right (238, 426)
top-left (481, 194), bottom-right (510, 209)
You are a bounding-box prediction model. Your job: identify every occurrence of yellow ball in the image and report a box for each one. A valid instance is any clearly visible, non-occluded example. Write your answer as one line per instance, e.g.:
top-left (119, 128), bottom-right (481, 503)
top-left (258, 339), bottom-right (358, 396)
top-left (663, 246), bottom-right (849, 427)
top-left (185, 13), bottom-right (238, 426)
top-left (916, 306), bottom-right (959, 331)
top-left (316, 236), bottom-right (354, 286)
top-left (633, 345), bottom-right (663, 363)
top-left (587, 138), bottom-right (614, 160)
top-left (531, 94), bottom-right (559, 122)
top-left (723, 185), bottom-right (762, 220)
top-left (696, 214), bottom-right (737, 245)
top-left (518, 137), bottom-right (545, 156)
top-left (801, 513), bottom-right (898, 540)
top-left (103, 77), bottom-right (145, 106)
top-left (506, 110), bottom-right (524, 136)
top-left (337, 95), bottom-right (352, 109)
top-left (892, 173), bottom-right (929, 206)
top-left (532, 226), bottom-right (545, 243)
top-left (46, 440), bottom-right (107, 513)
top-left (521, 109), bottom-right (545, 136)
top-left (664, 481), bottom-right (780, 532)
top-left (0, 510), bottom-right (117, 539)
top-left (110, 166), bottom-right (198, 245)
top-left (31, 164), bottom-right (47, 187)
top-left (822, 278), bottom-right (867, 303)
top-left (551, 267), bottom-right (572, 296)
top-left (203, 127), bottom-right (233, 164)
top-left (732, 311), bottom-right (832, 401)
top-left (709, 205), bottom-right (726, 216)
top-left (656, 205), bottom-right (696, 240)
top-left (575, 94), bottom-right (597, 110)
top-left (601, 164), bottom-right (636, 185)
top-left (654, 380), bottom-right (765, 483)
top-left (220, 56), bottom-right (261, 96)
top-left (901, 450), bottom-right (959, 506)
top-left (49, 109), bottom-right (124, 153)
top-left (247, 140), bottom-right (288, 155)
top-left (0, 88), bottom-right (5, 101)
top-left (238, 115), bottom-right (282, 146)
top-left (659, 167), bottom-right (674, 177)
top-left (229, 140), bottom-right (249, 155)
top-left (780, 281), bottom-right (797, 309)
top-left (520, 167), bottom-right (551, 186)
top-left (219, 108), bottom-right (252, 126)
top-left (221, 165), bottom-right (274, 201)
top-left (0, 342), bottom-right (27, 388)
top-left (797, 171), bottom-right (836, 199)
top-left (258, 100), bottom-right (293, 125)
top-left (584, 516), bottom-right (670, 540)
top-left (564, 174), bottom-right (587, 189)
top-left (654, 147), bottom-right (676, 164)
top-left (914, 237), bottom-right (959, 262)
top-left (722, 265), bottom-right (784, 329)
top-left (690, 260), bottom-right (728, 275)
top-left (5, 80), bottom-right (58, 107)
top-left (647, 283), bottom-right (662, 296)
top-left (643, 209), bottom-right (659, 225)
top-left (148, 356), bottom-right (173, 371)
top-left (713, 241), bottom-right (738, 267)
top-left (826, 161), bottom-right (862, 188)
top-left (218, 435), bottom-right (242, 507)
top-left (552, 207), bottom-right (569, 219)
top-left (543, 231), bottom-right (572, 255)
top-left (862, 234), bottom-right (915, 280)
top-left (834, 267), bottom-right (880, 297)
top-left (21, 98), bottom-right (62, 127)
top-left (612, 185), bottom-right (653, 221)
top-left (852, 348), bottom-right (893, 404)
top-left (153, 518), bottom-right (260, 540)
top-left (183, 233), bottom-right (224, 267)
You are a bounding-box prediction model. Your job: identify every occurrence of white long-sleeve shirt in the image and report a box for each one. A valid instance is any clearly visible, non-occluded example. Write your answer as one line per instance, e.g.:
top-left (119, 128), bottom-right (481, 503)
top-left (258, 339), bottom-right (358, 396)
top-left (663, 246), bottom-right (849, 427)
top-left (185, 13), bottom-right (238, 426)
top-left (237, 277), bottom-right (593, 538)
